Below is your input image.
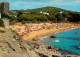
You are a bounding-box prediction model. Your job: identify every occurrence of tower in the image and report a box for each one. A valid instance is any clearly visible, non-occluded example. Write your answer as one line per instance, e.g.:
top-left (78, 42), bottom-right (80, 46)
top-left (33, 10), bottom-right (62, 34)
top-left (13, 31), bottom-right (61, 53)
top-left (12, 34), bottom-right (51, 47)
top-left (1, 2), bottom-right (9, 15)
top-left (0, 2), bottom-right (1, 18)
top-left (0, 1), bottom-right (10, 29)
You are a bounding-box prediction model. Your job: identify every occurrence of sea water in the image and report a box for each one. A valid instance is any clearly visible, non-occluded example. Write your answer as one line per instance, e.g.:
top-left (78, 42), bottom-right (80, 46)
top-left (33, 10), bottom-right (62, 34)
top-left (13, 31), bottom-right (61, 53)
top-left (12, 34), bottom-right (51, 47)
top-left (43, 28), bottom-right (80, 55)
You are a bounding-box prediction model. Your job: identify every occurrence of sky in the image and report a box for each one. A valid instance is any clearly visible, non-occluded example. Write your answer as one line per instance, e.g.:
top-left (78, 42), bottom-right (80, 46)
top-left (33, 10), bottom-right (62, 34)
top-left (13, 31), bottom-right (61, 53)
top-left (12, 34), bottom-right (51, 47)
top-left (1, 0), bottom-right (80, 12)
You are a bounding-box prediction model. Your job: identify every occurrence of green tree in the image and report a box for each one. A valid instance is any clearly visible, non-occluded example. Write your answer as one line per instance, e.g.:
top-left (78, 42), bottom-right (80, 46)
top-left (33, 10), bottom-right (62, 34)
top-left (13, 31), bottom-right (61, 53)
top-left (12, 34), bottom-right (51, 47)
top-left (1, 13), bottom-right (9, 18)
top-left (21, 20), bottom-right (26, 24)
top-left (17, 11), bottom-right (22, 17)
top-left (10, 16), bottom-right (17, 22)
top-left (55, 14), bottom-right (64, 22)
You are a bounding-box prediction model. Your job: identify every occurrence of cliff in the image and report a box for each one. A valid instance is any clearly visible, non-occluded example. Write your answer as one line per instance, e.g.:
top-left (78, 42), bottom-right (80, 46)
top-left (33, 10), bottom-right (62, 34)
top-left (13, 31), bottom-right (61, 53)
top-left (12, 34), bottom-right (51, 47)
top-left (0, 27), bottom-right (79, 57)
top-left (0, 27), bottom-right (62, 57)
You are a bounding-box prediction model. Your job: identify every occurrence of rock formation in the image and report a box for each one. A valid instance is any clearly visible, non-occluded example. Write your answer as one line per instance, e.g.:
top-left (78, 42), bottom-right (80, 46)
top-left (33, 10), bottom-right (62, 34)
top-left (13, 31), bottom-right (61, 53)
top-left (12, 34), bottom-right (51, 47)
top-left (0, 27), bottom-right (79, 57)
top-left (50, 35), bottom-right (56, 38)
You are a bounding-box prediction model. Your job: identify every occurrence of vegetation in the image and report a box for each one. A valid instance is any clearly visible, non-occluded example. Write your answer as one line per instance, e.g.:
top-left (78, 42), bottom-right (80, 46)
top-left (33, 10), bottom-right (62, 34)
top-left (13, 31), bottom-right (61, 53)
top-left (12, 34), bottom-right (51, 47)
top-left (0, 19), bottom-right (4, 27)
top-left (1, 13), bottom-right (9, 18)
top-left (9, 6), bottom-right (80, 23)
top-left (68, 12), bottom-right (80, 22)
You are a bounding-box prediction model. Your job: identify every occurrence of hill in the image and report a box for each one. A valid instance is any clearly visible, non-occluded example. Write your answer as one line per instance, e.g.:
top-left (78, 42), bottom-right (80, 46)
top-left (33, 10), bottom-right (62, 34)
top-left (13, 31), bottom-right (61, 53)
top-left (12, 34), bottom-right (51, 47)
top-left (29, 6), bottom-right (72, 14)
top-left (9, 6), bottom-right (80, 23)
top-left (10, 6), bottom-right (70, 14)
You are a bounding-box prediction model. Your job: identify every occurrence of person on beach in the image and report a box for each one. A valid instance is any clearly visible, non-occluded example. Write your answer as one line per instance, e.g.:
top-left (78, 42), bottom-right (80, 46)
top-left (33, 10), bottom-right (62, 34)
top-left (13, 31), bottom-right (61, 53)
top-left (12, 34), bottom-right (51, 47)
top-left (10, 23), bottom-right (80, 40)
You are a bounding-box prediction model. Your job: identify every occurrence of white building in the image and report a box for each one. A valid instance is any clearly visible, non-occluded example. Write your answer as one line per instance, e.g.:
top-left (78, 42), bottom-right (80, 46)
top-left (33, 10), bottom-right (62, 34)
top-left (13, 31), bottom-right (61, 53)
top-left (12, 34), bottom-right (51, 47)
top-left (40, 11), bottom-right (49, 15)
top-left (43, 12), bottom-right (49, 15)
top-left (60, 11), bottom-right (64, 14)
top-left (40, 11), bottom-right (43, 13)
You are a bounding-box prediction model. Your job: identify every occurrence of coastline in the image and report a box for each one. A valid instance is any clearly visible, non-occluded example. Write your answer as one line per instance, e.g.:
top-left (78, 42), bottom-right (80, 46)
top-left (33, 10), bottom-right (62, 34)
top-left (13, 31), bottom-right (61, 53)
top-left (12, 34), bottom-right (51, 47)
top-left (9, 23), bottom-right (80, 56)
top-left (53, 27), bottom-right (80, 38)
top-left (37, 27), bottom-right (80, 55)
top-left (23, 26), bottom-right (80, 41)
top-left (37, 27), bottom-right (80, 42)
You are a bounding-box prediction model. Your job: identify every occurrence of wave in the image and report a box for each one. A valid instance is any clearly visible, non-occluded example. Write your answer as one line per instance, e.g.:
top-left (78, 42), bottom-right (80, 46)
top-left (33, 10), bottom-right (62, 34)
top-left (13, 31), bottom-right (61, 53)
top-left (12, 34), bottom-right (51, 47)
top-left (53, 39), bottom-right (60, 42)
top-left (40, 36), bottom-right (49, 40)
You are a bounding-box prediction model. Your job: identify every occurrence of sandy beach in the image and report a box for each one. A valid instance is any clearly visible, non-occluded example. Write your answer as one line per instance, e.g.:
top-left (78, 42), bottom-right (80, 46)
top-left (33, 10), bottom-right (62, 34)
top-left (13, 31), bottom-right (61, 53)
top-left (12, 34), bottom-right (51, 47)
top-left (10, 23), bottom-right (80, 41)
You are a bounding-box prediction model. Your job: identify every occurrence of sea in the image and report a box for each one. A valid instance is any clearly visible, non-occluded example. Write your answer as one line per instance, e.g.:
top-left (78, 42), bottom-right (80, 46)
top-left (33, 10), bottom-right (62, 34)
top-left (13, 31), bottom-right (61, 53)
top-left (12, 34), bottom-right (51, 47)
top-left (40, 27), bottom-right (80, 55)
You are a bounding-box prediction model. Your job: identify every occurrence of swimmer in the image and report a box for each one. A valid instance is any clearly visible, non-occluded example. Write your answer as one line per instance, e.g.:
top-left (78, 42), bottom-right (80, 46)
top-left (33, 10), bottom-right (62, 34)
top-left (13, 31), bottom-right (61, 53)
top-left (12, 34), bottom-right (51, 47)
top-left (75, 32), bottom-right (78, 35)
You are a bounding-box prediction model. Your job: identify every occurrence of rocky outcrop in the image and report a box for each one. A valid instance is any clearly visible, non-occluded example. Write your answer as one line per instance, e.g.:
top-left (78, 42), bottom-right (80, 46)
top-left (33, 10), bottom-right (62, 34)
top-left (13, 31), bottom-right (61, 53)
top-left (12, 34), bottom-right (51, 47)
top-left (0, 27), bottom-right (79, 57)
top-left (50, 35), bottom-right (56, 38)
top-left (2, 19), bottom-right (9, 29)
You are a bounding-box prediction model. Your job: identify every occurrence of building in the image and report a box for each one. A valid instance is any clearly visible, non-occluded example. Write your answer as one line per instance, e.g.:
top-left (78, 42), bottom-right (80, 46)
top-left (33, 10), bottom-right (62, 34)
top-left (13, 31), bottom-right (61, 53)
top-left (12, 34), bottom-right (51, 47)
top-left (0, 2), bottom-right (2, 18)
top-left (60, 11), bottom-right (64, 14)
top-left (43, 12), bottom-right (49, 15)
top-left (0, 2), bottom-right (9, 18)
top-left (40, 11), bottom-right (43, 13)
top-left (0, 2), bottom-right (10, 29)
top-left (40, 11), bottom-right (49, 15)
top-left (1, 2), bottom-right (9, 15)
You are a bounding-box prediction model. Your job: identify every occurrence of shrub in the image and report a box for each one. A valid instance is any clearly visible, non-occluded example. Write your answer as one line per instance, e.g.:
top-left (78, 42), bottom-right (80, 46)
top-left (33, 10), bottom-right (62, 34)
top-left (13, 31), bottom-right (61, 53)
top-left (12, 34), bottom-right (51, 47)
top-left (1, 13), bottom-right (9, 18)
top-left (32, 20), bottom-right (37, 23)
top-left (0, 19), bottom-right (5, 27)
top-left (21, 20), bottom-right (26, 24)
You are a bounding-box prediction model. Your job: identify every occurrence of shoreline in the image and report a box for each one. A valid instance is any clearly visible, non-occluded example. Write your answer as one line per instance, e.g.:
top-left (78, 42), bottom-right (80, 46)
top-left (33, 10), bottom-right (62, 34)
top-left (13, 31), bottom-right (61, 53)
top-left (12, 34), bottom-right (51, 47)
top-left (9, 23), bottom-right (80, 56)
top-left (23, 26), bottom-right (80, 41)
top-left (37, 27), bottom-right (80, 41)
top-left (10, 23), bottom-right (80, 41)
top-left (37, 27), bottom-right (80, 55)
top-left (54, 27), bottom-right (80, 34)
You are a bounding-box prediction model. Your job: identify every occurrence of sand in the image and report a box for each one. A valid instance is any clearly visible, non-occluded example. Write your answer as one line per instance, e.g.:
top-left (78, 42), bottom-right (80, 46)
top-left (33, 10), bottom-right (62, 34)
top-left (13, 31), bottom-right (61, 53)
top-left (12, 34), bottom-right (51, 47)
top-left (23, 27), bottom-right (79, 40)
top-left (10, 23), bottom-right (80, 41)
